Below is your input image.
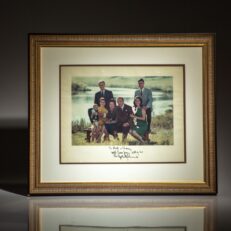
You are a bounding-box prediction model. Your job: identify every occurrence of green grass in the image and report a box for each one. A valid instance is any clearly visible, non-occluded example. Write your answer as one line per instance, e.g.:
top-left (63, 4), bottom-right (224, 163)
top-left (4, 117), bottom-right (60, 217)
top-left (152, 110), bottom-right (173, 130)
top-left (152, 129), bottom-right (173, 145)
top-left (72, 132), bottom-right (137, 146)
top-left (72, 129), bottom-right (173, 146)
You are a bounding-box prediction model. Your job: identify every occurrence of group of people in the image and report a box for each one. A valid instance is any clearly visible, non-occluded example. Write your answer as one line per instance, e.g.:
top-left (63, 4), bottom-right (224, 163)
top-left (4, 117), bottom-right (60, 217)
top-left (88, 79), bottom-right (153, 144)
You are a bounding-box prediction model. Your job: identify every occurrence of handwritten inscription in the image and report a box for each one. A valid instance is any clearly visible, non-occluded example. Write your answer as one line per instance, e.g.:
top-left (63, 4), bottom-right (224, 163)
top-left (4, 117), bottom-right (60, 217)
top-left (109, 146), bottom-right (143, 160)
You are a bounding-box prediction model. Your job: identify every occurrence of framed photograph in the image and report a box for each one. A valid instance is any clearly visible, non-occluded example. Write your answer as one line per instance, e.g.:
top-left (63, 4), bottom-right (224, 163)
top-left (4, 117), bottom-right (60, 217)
top-left (61, 64), bottom-right (184, 163)
top-left (29, 34), bottom-right (216, 194)
top-left (29, 197), bottom-right (215, 231)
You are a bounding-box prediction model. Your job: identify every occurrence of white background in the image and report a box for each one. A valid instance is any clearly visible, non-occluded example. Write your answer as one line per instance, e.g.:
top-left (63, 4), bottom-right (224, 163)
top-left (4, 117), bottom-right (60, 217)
top-left (41, 47), bottom-right (204, 183)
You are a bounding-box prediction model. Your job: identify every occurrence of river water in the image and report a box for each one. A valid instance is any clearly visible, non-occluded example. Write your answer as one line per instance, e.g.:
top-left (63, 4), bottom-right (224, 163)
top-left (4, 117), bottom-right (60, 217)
top-left (72, 86), bottom-right (173, 121)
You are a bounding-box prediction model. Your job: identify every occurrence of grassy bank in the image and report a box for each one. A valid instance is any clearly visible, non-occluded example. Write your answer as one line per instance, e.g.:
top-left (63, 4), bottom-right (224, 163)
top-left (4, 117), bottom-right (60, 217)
top-left (72, 128), bottom-right (173, 146)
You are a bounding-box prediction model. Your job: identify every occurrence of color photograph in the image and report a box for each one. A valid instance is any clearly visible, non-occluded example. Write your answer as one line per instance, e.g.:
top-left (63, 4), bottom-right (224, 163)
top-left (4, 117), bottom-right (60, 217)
top-left (60, 65), bottom-right (185, 163)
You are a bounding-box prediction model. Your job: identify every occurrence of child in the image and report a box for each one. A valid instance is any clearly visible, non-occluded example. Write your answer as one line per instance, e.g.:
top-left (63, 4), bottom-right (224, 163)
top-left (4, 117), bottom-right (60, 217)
top-left (90, 104), bottom-right (99, 142)
top-left (97, 97), bottom-right (108, 142)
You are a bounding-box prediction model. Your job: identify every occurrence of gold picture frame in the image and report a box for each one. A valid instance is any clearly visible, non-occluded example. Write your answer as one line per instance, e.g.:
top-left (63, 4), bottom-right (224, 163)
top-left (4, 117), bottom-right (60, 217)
top-left (29, 34), bottom-right (216, 194)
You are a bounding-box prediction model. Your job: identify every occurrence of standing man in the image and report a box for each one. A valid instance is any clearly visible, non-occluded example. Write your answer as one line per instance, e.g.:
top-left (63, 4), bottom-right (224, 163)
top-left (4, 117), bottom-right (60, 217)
top-left (116, 97), bottom-right (133, 142)
top-left (94, 80), bottom-right (113, 109)
top-left (134, 78), bottom-right (153, 133)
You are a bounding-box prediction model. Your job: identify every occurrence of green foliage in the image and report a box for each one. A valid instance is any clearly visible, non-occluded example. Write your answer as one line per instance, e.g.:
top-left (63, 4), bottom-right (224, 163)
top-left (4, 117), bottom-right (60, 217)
top-left (72, 81), bottom-right (91, 95)
top-left (72, 118), bottom-right (91, 133)
top-left (152, 110), bottom-right (173, 130)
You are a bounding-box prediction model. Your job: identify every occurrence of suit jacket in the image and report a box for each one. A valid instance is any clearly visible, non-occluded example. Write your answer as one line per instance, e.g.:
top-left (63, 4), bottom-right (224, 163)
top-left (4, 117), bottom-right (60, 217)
top-left (106, 108), bottom-right (117, 124)
top-left (134, 88), bottom-right (153, 110)
top-left (94, 89), bottom-right (113, 108)
top-left (116, 104), bottom-right (133, 126)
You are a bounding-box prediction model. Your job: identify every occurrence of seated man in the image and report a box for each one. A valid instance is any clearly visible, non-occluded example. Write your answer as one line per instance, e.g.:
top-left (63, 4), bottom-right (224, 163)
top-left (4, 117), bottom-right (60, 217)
top-left (104, 99), bottom-right (118, 140)
top-left (116, 97), bottom-right (133, 142)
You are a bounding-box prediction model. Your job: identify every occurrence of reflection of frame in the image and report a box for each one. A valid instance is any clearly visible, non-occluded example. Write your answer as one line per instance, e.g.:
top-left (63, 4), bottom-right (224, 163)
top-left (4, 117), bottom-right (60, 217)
top-left (29, 34), bottom-right (216, 194)
top-left (29, 198), bottom-right (214, 231)
top-left (60, 226), bottom-right (186, 231)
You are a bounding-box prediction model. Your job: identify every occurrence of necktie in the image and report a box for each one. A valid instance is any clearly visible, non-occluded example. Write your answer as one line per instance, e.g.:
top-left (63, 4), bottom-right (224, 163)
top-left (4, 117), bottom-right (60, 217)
top-left (141, 89), bottom-right (143, 96)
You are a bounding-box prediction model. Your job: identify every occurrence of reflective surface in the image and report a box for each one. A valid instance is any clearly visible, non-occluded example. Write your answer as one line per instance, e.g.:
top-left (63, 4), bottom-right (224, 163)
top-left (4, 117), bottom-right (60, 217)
top-left (0, 1), bottom-right (227, 230)
top-left (2, 189), bottom-right (231, 231)
top-left (31, 199), bottom-right (212, 231)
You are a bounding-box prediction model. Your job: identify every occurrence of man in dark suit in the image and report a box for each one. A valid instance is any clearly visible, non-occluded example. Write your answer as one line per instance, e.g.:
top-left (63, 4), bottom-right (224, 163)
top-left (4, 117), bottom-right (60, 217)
top-left (88, 80), bottom-right (114, 124)
top-left (94, 80), bottom-right (113, 109)
top-left (116, 97), bottom-right (133, 142)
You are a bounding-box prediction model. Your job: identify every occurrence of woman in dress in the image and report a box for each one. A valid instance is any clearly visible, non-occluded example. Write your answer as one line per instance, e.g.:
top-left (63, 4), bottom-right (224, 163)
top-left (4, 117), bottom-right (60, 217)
top-left (96, 97), bottom-right (108, 142)
top-left (104, 99), bottom-right (118, 141)
top-left (130, 96), bottom-right (148, 144)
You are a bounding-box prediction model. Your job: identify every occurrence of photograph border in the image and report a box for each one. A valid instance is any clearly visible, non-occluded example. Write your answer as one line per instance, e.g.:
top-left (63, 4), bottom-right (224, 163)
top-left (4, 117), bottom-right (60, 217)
top-left (29, 34), bottom-right (216, 194)
top-left (59, 64), bottom-right (186, 164)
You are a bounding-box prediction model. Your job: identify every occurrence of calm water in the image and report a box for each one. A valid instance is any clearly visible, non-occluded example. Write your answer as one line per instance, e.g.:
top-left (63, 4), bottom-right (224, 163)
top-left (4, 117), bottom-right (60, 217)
top-left (72, 87), bottom-right (173, 121)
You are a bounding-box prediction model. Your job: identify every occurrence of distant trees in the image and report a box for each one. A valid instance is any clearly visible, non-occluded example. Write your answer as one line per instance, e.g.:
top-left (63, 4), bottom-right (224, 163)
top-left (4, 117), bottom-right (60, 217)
top-left (72, 119), bottom-right (91, 133)
top-left (72, 82), bottom-right (91, 95)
